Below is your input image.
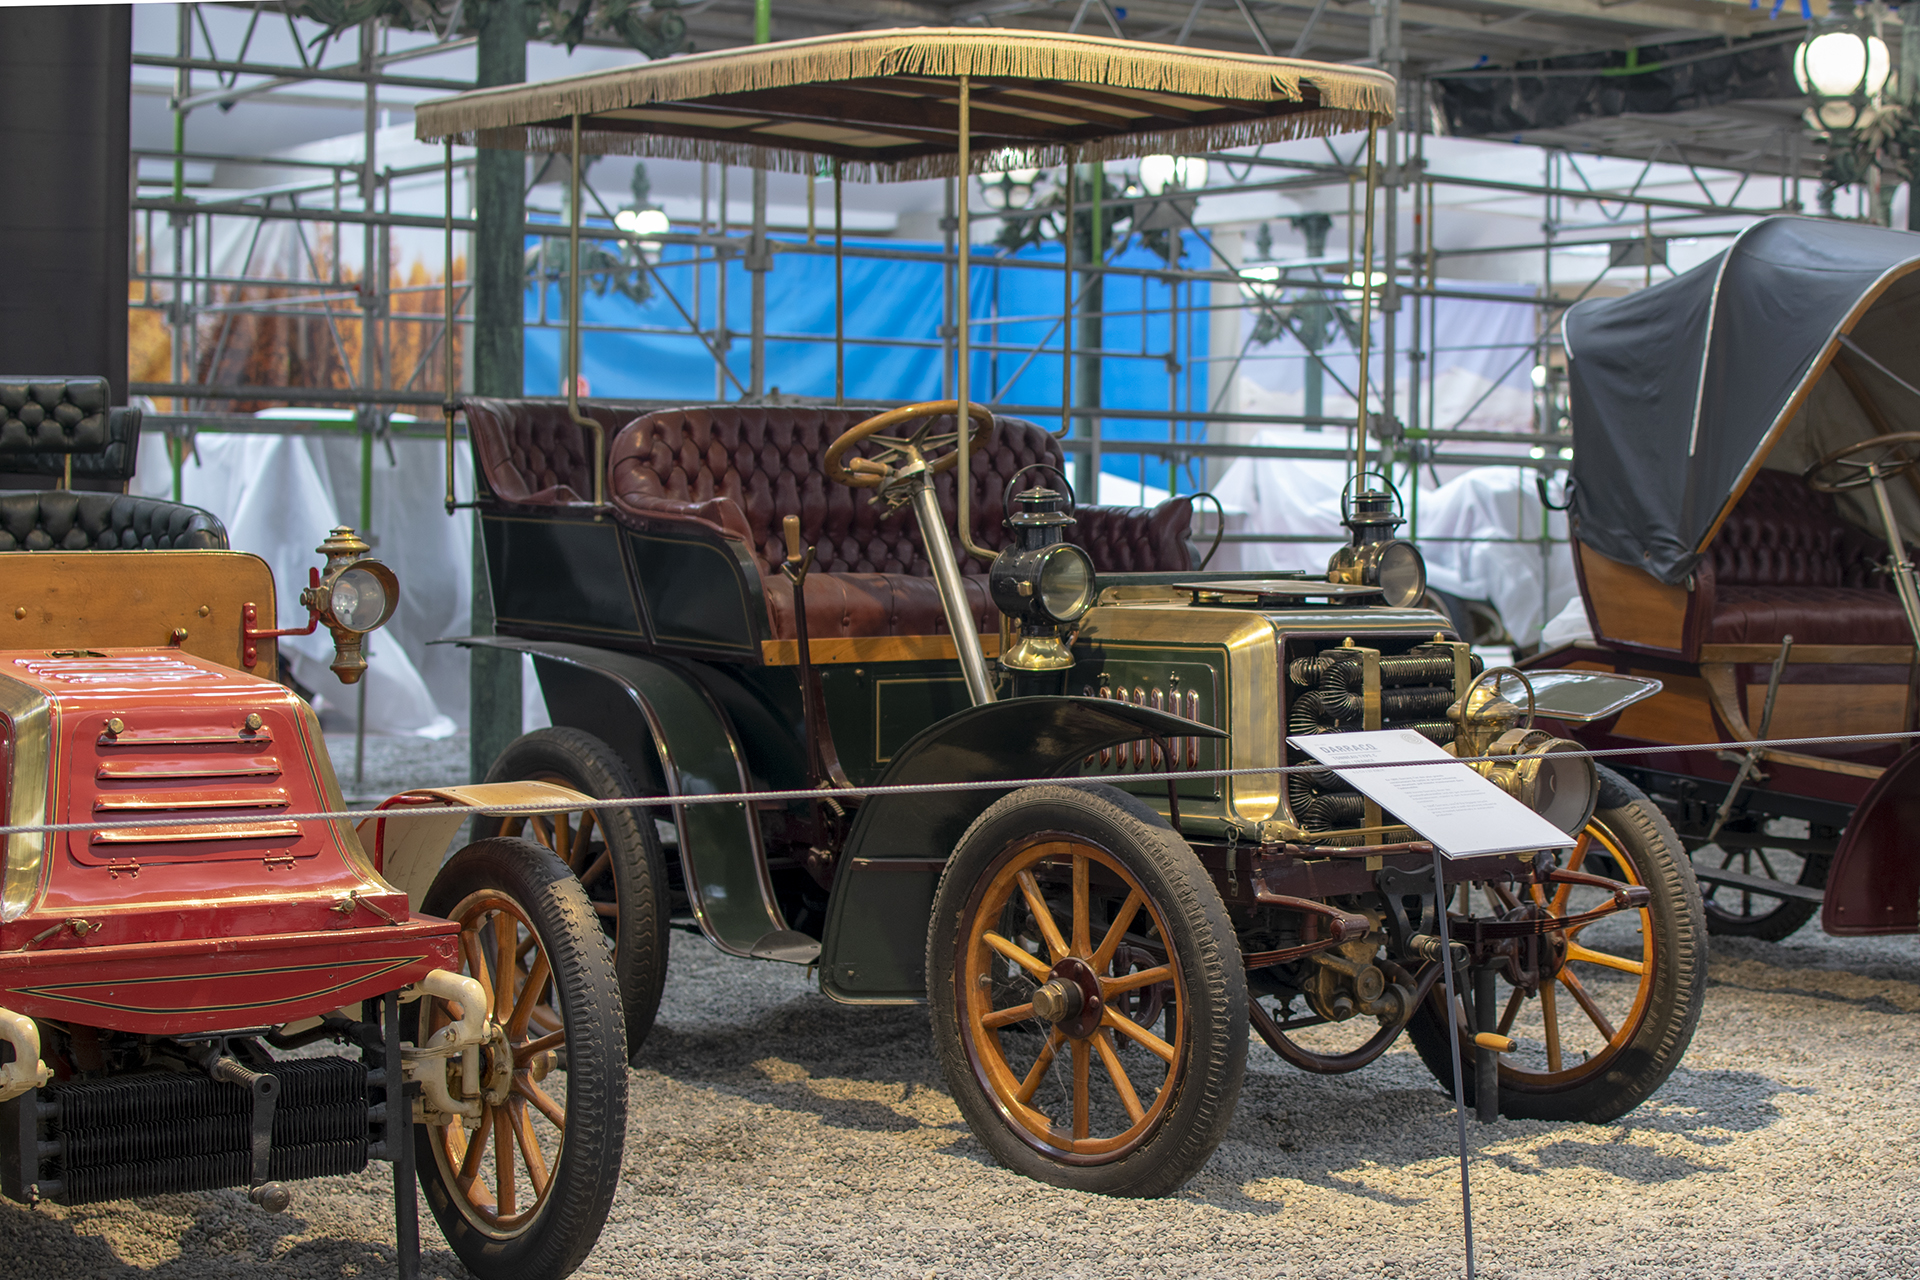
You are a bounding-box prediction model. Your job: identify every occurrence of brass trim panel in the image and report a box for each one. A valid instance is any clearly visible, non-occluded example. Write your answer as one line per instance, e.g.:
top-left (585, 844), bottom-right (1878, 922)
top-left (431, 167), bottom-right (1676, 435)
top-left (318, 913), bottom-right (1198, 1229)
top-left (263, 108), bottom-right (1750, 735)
top-left (0, 551), bottom-right (277, 677)
top-left (762, 633), bottom-right (1005, 666)
top-left (0, 673), bottom-right (51, 923)
top-left (1074, 602), bottom-right (1282, 825)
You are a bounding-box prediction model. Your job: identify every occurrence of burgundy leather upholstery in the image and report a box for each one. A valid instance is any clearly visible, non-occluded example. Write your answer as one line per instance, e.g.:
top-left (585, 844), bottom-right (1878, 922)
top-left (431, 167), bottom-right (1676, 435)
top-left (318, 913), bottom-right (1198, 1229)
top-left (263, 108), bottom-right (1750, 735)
top-left (462, 397), bottom-right (648, 505)
top-left (1700, 469), bottom-right (1912, 646)
top-left (606, 404), bottom-right (1194, 640)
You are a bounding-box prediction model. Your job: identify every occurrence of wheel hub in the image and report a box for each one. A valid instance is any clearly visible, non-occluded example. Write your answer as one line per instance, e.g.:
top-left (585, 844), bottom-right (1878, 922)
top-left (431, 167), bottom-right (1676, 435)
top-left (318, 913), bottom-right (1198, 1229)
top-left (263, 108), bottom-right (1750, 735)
top-left (1036, 956), bottom-right (1104, 1039)
top-left (480, 1023), bottom-right (514, 1107)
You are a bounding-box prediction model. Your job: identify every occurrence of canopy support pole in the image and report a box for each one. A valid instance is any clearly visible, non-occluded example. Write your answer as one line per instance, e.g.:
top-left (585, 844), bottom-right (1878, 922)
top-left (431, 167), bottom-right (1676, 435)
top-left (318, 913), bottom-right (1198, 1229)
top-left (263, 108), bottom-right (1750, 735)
top-left (443, 138), bottom-right (457, 515)
top-left (1352, 120), bottom-right (1378, 485)
top-left (956, 75), bottom-right (994, 562)
top-left (834, 160), bottom-right (844, 404)
top-left (566, 113), bottom-right (606, 511)
top-left (1056, 148), bottom-right (1075, 439)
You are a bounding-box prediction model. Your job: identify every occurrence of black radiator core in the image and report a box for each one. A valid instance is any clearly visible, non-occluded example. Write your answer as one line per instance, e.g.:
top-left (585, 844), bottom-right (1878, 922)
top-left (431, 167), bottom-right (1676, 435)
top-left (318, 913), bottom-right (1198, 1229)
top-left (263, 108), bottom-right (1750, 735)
top-left (25, 1059), bottom-right (370, 1205)
top-left (1285, 642), bottom-right (1482, 833)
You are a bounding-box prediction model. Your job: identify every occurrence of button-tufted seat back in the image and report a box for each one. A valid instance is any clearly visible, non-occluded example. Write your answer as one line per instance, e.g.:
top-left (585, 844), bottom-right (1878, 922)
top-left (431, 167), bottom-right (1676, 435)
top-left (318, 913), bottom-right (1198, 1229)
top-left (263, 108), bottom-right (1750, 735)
top-left (0, 376), bottom-right (226, 552)
top-left (0, 492), bottom-right (227, 551)
top-left (461, 397), bottom-right (651, 505)
top-left (1699, 469), bottom-right (1910, 646)
top-left (607, 405), bottom-right (1194, 641)
top-left (0, 377), bottom-right (142, 484)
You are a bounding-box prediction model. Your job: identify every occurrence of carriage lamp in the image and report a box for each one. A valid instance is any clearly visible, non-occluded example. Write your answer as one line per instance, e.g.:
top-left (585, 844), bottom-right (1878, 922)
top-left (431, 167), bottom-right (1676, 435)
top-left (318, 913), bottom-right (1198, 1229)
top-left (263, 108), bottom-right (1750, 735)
top-left (1795, 0), bottom-right (1891, 132)
top-left (990, 488), bottom-right (1096, 683)
top-left (1449, 668), bottom-right (1598, 835)
top-left (245, 526), bottom-right (399, 684)
top-left (1325, 484), bottom-right (1427, 609)
top-left (303, 528), bottom-right (398, 683)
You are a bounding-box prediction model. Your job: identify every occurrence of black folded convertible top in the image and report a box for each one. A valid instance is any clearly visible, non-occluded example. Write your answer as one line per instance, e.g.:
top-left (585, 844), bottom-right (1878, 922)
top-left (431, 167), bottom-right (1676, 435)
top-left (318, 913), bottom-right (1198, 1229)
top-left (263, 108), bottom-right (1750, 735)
top-left (1565, 216), bottom-right (1920, 585)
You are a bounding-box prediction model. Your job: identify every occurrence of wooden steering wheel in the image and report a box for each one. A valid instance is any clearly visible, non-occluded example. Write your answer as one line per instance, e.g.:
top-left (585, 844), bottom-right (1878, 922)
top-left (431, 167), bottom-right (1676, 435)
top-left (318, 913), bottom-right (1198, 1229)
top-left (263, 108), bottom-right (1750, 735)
top-left (1805, 431), bottom-right (1920, 493)
top-left (823, 400), bottom-right (995, 490)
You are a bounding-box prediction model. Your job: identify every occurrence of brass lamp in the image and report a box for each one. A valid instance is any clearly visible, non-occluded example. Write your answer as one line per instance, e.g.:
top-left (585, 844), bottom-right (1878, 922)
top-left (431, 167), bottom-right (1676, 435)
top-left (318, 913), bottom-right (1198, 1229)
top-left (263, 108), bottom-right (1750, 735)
top-left (299, 528), bottom-right (399, 684)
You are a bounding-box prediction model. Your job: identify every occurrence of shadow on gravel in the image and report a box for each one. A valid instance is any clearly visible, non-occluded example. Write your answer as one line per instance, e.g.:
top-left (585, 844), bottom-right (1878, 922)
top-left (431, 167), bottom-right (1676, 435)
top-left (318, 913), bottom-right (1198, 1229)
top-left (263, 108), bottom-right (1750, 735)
top-left (639, 999), bottom-right (955, 1140)
top-left (0, 1198), bottom-right (471, 1280)
top-left (634, 953), bottom-right (1801, 1216)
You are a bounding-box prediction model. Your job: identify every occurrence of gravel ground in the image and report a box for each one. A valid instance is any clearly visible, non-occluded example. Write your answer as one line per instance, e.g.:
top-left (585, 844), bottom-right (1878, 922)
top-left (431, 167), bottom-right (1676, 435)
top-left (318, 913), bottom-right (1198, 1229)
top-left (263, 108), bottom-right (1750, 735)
top-left (5, 925), bottom-right (1917, 1279)
top-left (5, 735), bottom-right (1915, 1278)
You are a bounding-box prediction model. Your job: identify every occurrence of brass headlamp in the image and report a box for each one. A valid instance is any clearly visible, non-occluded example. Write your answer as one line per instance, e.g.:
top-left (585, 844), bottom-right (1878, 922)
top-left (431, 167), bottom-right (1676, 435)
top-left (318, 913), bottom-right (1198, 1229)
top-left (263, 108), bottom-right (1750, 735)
top-left (299, 527), bottom-right (399, 684)
top-left (1326, 475), bottom-right (1426, 609)
top-left (1448, 666), bottom-right (1597, 835)
top-left (988, 486), bottom-right (1095, 691)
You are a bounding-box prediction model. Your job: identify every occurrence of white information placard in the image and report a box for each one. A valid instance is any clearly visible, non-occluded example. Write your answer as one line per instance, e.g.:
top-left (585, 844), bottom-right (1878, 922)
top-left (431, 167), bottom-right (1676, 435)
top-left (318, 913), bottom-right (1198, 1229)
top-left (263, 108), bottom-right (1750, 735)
top-left (1289, 729), bottom-right (1577, 858)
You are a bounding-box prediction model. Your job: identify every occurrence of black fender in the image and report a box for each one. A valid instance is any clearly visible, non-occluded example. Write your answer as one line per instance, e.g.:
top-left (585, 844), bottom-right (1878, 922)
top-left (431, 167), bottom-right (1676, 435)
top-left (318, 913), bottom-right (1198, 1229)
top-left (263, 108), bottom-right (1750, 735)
top-left (1823, 744), bottom-right (1920, 936)
top-left (447, 636), bottom-right (789, 957)
top-left (816, 695), bottom-right (1225, 1003)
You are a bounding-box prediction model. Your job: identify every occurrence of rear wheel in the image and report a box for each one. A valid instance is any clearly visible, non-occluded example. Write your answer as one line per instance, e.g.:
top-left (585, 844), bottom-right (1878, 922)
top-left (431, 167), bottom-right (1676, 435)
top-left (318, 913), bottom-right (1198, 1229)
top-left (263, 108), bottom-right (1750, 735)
top-left (1692, 824), bottom-right (1828, 941)
top-left (414, 837), bottom-right (626, 1280)
top-left (1405, 765), bottom-right (1705, 1122)
top-left (482, 727), bottom-right (669, 1057)
top-left (926, 784), bottom-right (1245, 1197)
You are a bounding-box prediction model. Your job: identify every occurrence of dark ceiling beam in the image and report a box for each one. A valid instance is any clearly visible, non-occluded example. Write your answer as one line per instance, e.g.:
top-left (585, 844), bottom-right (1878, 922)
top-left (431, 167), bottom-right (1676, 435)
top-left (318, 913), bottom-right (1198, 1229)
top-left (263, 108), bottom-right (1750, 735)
top-left (1454, 0), bottom-right (1767, 38)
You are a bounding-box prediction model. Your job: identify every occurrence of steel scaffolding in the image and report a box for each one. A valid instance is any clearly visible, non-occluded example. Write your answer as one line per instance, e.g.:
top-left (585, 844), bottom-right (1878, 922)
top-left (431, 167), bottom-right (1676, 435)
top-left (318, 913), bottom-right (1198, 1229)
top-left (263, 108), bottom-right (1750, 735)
top-left (133, 2), bottom-right (1823, 660)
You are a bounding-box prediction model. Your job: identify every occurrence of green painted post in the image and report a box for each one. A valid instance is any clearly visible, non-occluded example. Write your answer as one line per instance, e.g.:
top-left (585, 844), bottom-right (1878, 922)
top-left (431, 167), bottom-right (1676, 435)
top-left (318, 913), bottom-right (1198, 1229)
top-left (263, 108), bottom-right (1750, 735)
top-left (754, 0), bottom-right (771, 44)
top-left (468, 0), bottom-right (529, 784)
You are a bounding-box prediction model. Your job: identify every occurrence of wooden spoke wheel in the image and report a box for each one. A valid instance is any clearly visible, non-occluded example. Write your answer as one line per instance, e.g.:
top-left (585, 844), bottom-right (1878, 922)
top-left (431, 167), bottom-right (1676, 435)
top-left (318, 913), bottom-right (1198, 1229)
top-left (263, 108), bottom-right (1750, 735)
top-left (1406, 765), bottom-right (1706, 1123)
top-left (1693, 829), bottom-right (1828, 942)
top-left (415, 837), bottom-right (626, 1280)
top-left (483, 727), bottom-right (669, 1057)
top-left (927, 784), bottom-right (1245, 1198)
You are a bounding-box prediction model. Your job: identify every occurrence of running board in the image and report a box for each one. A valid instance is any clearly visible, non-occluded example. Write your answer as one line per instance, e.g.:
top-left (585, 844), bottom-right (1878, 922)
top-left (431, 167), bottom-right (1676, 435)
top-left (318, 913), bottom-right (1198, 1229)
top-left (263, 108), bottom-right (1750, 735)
top-left (1693, 864), bottom-right (1826, 905)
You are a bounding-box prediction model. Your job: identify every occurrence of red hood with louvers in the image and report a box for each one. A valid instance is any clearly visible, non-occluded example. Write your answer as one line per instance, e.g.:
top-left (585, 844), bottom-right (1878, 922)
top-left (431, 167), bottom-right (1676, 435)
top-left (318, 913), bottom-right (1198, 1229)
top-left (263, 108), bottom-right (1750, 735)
top-left (0, 648), bottom-right (456, 1035)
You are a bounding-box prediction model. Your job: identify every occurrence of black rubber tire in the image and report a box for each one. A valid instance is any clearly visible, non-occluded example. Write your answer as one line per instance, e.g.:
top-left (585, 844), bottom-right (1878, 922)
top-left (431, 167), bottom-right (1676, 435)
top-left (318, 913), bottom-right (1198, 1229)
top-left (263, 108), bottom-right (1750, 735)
top-left (926, 784), bottom-right (1246, 1197)
top-left (415, 837), bottom-right (627, 1280)
top-left (482, 727), bottom-right (669, 1058)
top-left (1696, 841), bottom-right (1827, 942)
top-left (1404, 764), bottom-right (1706, 1123)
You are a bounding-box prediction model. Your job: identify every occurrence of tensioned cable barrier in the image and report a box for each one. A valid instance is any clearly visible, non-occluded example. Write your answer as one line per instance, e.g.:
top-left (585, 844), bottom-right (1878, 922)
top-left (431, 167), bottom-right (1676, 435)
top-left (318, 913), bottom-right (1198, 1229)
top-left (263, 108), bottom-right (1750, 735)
top-left (14, 726), bottom-right (1912, 1280)
top-left (0, 728), bottom-right (1910, 838)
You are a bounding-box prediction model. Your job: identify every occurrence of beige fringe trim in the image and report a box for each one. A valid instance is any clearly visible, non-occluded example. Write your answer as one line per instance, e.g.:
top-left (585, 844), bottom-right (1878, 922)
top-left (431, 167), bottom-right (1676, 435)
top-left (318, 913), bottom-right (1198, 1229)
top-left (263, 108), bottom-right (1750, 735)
top-left (418, 27), bottom-right (1393, 152)
top-left (463, 106), bottom-right (1370, 176)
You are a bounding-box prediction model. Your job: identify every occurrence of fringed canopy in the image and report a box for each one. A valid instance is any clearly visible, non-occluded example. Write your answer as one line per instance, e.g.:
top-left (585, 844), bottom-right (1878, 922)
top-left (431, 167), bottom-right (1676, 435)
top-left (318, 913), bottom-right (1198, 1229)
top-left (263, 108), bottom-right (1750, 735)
top-left (414, 28), bottom-right (1395, 179)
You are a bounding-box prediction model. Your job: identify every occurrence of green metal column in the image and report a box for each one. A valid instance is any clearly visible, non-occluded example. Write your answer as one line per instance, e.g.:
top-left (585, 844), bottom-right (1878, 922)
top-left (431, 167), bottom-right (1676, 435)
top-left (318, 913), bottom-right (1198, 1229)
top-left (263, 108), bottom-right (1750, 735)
top-left (469, 0), bottom-right (529, 783)
top-left (1905, 4), bottom-right (1920, 231)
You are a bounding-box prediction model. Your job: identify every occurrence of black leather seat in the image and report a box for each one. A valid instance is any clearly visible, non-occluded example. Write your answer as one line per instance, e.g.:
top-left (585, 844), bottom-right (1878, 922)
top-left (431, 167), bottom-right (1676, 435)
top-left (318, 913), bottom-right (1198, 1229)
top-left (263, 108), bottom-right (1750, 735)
top-left (0, 377), bottom-right (228, 551)
top-left (0, 491), bottom-right (226, 551)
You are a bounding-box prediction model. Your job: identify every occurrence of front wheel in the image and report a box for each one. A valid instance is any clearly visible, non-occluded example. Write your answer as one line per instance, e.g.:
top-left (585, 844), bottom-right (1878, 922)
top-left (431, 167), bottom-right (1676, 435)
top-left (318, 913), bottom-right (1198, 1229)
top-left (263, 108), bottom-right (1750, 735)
top-left (414, 837), bottom-right (627, 1280)
top-left (1405, 765), bottom-right (1706, 1122)
top-left (926, 784), bottom-right (1246, 1198)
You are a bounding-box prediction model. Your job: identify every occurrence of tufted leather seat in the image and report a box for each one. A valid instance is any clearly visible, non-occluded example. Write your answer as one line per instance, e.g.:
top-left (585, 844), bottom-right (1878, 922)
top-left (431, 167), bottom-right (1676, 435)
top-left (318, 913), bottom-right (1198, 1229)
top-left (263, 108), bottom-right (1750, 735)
top-left (461, 397), bottom-right (650, 505)
top-left (606, 405), bottom-right (1194, 641)
top-left (0, 377), bottom-right (144, 486)
top-left (0, 492), bottom-right (227, 551)
top-left (0, 376), bottom-right (225, 552)
top-left (1699, 469), bottom-right (1911, 646)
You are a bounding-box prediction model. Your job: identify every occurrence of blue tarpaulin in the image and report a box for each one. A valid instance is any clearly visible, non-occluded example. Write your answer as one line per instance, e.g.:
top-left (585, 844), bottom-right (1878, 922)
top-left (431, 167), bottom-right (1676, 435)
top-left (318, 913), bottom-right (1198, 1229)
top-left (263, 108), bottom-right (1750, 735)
top-left (523, 231), bottom-right (1210, 483)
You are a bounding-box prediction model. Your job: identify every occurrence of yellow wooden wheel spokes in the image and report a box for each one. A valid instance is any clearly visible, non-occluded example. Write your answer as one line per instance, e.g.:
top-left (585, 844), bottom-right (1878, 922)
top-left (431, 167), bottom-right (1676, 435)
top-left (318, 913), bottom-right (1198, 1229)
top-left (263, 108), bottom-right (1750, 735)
top-left (961, 839), bottom-right (1185, 1161)
top-left (428, 897), bottom-right (570, 1237)
top-left (1479, 821), bottom-right (1655, 1086)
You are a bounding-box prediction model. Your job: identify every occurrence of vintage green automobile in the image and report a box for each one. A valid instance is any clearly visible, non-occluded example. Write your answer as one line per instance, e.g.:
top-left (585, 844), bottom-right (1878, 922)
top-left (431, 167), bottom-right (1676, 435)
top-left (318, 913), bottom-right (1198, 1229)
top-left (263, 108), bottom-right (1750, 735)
top-left (418, 29), bottom-right (1705, 1196)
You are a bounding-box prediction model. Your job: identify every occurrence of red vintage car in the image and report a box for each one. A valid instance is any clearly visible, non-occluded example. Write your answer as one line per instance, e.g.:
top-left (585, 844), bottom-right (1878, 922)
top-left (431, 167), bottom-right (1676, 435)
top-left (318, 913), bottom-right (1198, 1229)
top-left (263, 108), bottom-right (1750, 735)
top-left (0, 378), bottom-right (623, 1280)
